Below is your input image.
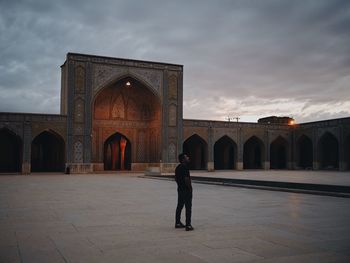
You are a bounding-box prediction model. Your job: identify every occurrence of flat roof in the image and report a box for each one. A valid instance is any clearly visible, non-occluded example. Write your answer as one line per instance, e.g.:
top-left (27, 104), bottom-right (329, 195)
top-left (67, 52), bottom-right (183, 67)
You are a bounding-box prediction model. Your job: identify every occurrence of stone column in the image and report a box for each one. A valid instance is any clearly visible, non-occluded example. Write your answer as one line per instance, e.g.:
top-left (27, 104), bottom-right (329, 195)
top-left (237, 127), bottom-right (243, 170)
top-left (207, 125), bottom-right (214, 171)
top-left (312, 128), bottom-right (319, 170)
top-left (264, 129), bottom-right (270, 170)
top-left (22, 120), bottom-right (32, 174)
top-left (289, 128), bottom-right (295, 169)
top-left (339, 126), bottom-right (345, 171)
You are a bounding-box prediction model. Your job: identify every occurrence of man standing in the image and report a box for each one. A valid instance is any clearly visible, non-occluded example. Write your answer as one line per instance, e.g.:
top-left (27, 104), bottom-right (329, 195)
top-left (175, 153), bottom-right (194, 231)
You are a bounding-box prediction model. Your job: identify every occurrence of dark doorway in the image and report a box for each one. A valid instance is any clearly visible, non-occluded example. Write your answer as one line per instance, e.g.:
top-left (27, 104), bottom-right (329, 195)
top-left (0, 128), bottom-right (22, 173)
top-left (297, 135), bottom-right (313, 169)
top-left (270, 136), bottom-right (288, 169)
top-left (104, 132), bottom-right (131, 170)
top-left (346, 135), bottom-right (350, 170)
top-left (31, 131), bottom-right (65, 172)
top-left (319, 132), bottom-right (339, 169)
top-left (183, 134), bottom-right (207, 170)
top-left (214, 136), bottom-right (236, 170)
top-left (243, 136), bottom-right (264, 169)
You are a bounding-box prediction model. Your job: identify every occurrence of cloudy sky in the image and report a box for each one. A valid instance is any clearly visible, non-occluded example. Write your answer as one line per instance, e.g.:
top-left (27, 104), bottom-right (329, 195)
top-left (1, 0), bottom-right (349, 123)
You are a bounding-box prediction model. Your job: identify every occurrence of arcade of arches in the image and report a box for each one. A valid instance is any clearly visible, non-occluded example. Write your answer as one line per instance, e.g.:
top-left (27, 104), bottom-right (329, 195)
top-left (179, 132), bottom-right (349, 171)
top-left (1, 127), bottom-right (349, 173)
top-left (92, 76), bottom-right (161, 171)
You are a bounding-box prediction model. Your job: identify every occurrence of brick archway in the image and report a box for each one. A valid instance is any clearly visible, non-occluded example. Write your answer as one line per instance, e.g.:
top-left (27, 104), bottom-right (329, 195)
top-left (243, 136), bottom-right (264, 169)
top-left (297, 135), bottom-right (313, 169)
top-left (31, 131), bottom-right (65, 172)
top-left (318, 132), bottom-right (339, 170)
top-left (183, 134), bottom-right (207, 170)
top-left (214, 135), bottom-right (237, 170)
top-left (270, 136), bottom-right (288, 169)
top-left (93, 76), bottom-right (161, 168)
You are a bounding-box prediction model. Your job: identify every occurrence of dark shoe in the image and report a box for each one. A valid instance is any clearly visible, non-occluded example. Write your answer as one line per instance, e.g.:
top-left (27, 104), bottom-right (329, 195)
top-left (175, 222), bottom-right (185, 228)
top-left (185, 225), bottom-right (194, 231)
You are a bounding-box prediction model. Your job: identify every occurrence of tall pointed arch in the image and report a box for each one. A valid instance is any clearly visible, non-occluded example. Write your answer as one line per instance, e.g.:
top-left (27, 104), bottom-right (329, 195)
top-left (0, 128), bottom-right (22, 173)
top-left (296, 135), bottom-right (313, 169)
top-left (270, 136), bottom-right (288, 169)
top-left (318, 132), bottom-right (339, 169)
top-left (243, 136), bottom-right (265, 169)
top-left (183, 134), bottom-right (208, 170)
top-left (214, 135), bottom-right (237, 170)
top-left (31, 130), bottom-right (65, 172)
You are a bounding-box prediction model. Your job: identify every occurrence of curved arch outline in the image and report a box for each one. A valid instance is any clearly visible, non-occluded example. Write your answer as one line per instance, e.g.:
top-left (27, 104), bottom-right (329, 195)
top-left (92, 73), bottom-right (162, 107)
top-left (214, 134), bottom-right (237, 146)
top-left (32, 128), bottom-right (65, 144)
top-left (183, 133), bottom-right (208, 145)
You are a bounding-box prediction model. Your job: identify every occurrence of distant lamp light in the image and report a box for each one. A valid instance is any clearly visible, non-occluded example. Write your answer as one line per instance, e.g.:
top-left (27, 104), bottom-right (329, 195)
top-left (126, 81), bottom-right (131, 87)
top-left (289, 120), bottom-right (295, 125)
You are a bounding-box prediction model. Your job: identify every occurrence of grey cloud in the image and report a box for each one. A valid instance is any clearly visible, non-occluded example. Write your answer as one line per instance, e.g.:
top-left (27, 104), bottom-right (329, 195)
top-left (0, 0), bottom-right (349, 121)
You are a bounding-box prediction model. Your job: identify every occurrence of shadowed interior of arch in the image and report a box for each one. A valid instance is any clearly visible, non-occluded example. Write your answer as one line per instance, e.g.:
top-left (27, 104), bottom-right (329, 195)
top-left (297, 135), bottom-right (313, 169)
top-left (214, 136), bottom-right (237, 170)
top-left (183, 134), bottom-right (207, 170)
top-left (0, 128), bottom-right (22, 173)
top-left (270, 136), bottom-right (288, 169)
top-left (31, 131), bottom-right (65, 172)
top-left (346, 134), bottom-right (350, 170)
top-left (319, 132), bottom-right (339, 169)
top-left (243, 136), bottom-right (264, 169)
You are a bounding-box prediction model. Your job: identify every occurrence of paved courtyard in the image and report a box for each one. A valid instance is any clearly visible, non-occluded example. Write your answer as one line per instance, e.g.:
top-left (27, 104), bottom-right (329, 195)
top-left (1, 173), bottom-right (350, 263)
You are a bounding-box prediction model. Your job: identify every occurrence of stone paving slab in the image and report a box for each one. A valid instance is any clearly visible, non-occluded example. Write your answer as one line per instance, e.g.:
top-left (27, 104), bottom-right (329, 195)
top-left (0, 173), bottom-right (350, 262)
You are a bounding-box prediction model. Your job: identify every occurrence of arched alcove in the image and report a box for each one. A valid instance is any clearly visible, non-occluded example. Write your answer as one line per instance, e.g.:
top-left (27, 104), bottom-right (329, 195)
top-left (345, 134), bottom-right (350, 170)
top-left (270, 136), bottom-right (288, 169)
top-left (297, 135), bottom-right (313, 169)
top-left (104, 132), bottom-right (131, 170)
top-left (318, 132), bottom-right (339, 170)
top-left (93, 76), bottom-right (161, 168)
top-left (0, 128), bottom-right (22, 173)
top-left (31, 131), bottom-right (65, 172)
top-left (183, 134), bottom-right (207, 170)
top-left (243, 136), bottom-right (264, 169)
top-left (214, 136), bottom-right (237, 170)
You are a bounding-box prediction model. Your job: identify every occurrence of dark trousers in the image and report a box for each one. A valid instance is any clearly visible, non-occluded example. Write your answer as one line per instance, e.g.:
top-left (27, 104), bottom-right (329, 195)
top-left (175, 189), bottom-right (192, 226)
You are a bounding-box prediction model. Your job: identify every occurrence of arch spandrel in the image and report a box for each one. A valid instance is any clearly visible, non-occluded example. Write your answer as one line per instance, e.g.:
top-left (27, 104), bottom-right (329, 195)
top-left (183, 132), bottom-right (208, 145)
top-left (92, 65), bottom-right (163, 100)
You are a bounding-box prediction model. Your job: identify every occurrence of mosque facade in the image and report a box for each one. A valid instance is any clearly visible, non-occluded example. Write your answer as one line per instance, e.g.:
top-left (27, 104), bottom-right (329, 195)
top-left (0, 53), bottom-right (349, 174)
